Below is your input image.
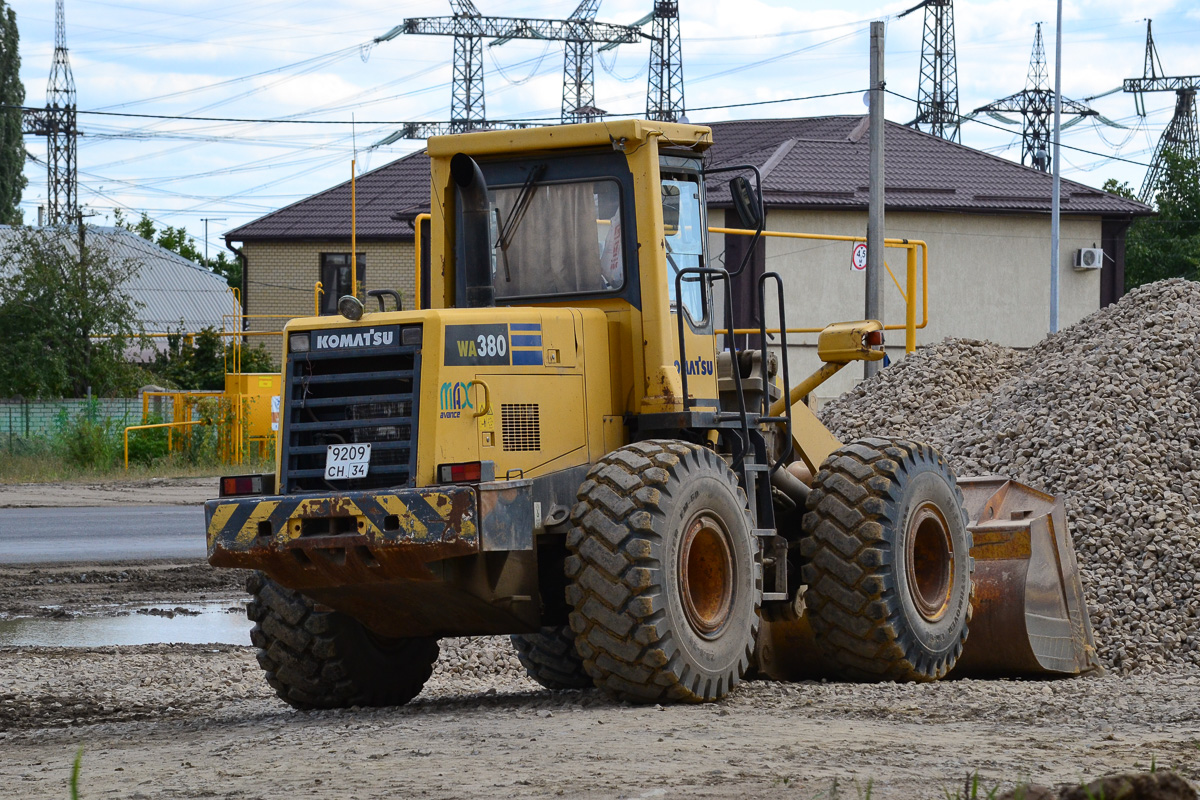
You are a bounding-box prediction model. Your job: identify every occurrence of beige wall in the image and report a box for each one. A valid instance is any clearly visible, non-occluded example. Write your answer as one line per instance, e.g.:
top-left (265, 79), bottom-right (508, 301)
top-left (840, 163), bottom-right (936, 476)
top-left (710, 209), bottom-right (1103, 401)
top-left (241, 239), bottom-right (416, 361)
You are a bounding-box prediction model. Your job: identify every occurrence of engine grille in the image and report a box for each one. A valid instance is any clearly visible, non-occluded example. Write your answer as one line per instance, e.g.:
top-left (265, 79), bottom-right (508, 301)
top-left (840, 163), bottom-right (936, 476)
top-left (280, 329), bottom-right (421, 493)
top-left (501, 403), bottom-right (541, 451)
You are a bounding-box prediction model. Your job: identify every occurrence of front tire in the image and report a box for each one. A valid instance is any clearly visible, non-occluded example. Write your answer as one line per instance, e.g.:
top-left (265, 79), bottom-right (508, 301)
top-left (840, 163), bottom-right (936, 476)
top-left (800, 438), bottom-right (973, 681)
top-left (565, 440), bottom-right (761, 703)
top-left (247, 572), bottom-right (439, 709)
top-left (510, 626), bottom-right (592, 690)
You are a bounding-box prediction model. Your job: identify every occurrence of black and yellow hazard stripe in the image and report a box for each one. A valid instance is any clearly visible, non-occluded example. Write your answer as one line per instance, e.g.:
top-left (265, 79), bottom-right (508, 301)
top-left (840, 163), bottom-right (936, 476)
top-left (205, 487), bottom-right (478, 554)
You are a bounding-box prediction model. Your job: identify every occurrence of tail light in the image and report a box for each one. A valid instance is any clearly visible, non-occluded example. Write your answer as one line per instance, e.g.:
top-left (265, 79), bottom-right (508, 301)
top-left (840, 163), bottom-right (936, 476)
top-left (438, 461), bottom-right (482, 483)
top-left (865, 330), bottom-right (885, 347)
top-left (220, 473), bottom-right (276, 497)
top-left (437, 461), bottom-right (499, 483)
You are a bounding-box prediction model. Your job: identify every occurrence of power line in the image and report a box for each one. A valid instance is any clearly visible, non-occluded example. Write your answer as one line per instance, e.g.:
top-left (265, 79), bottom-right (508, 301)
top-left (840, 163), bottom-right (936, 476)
top-left (885, 89), bottom-right (1153, 169)
top-left (10, 88), bottom-right (869, 129)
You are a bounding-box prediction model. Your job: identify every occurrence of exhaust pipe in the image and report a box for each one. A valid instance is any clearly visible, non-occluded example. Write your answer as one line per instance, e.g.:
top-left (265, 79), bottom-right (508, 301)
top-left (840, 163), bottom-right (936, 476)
top-left (450, 153), bottom-right (494, 308)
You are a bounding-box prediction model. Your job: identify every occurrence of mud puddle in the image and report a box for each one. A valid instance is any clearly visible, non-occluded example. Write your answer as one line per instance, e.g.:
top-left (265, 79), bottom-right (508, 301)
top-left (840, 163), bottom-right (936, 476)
top-left (0, 600), bottom-right (252, 647)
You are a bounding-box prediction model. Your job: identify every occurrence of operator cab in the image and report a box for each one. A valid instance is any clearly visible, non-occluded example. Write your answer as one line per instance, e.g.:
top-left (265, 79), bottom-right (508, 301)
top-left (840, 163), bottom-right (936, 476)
top-left (450, 147), bottom-right (713, 336)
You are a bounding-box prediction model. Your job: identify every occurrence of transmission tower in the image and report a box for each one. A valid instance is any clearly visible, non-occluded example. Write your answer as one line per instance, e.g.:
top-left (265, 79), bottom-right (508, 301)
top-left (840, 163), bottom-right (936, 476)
top-left (902, 0), bottom-right (960, 142)
top-left (401, 2), bottom-right (644, 133)
top-left (972, 23), bottom-right (1096, 172)
top-left (645, 1), bottom-right (684, 122)
top-left (1123, 20), bottom-right (1200, 203)
top-left (562, 1), bottom-right (603, 123)
top-left (449, 0), bottom-right (486, 131)
top-left (22, 0), bottom-right (78, 225)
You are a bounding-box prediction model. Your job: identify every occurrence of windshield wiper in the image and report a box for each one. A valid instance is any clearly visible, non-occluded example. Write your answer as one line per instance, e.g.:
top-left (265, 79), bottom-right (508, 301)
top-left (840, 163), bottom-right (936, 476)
top-left (493, 164), bottom-right (546, 282)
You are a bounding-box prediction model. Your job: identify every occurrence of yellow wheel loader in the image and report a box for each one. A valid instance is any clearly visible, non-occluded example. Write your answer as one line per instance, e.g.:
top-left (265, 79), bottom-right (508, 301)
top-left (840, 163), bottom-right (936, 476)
top-left (205, 120), bottom-right (1098, 708)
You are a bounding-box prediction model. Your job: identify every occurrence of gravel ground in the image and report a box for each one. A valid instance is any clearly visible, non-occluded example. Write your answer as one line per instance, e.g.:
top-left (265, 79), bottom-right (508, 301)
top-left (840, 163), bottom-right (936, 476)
top-left (821, 279), bottom-right (1200, 675)
top-left (1, 561), bottom-right (1196, 798)
top-left (1, 636), bottom-right (1198, 799)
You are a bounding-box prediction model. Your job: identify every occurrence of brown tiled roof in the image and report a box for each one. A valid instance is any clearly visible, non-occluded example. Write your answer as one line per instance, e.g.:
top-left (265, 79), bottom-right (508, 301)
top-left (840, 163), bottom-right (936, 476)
top-left (227, 117), bottom-right (1151, 244)
top-left (226, 149), bottom-right (431, 242)
top-left (703, 116), bottom-right (1152, 217)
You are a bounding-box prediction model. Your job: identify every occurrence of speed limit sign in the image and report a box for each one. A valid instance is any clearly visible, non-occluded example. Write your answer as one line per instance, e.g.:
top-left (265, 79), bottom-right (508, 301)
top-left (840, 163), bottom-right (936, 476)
top-left (851, 242), bottom-right (868, 271)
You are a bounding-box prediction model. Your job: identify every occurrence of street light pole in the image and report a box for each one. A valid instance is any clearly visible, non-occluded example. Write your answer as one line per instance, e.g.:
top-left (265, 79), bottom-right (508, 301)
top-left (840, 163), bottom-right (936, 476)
top-left (866, 20), bottom-right (886, 379)
top-left (1050, 1), bottom-right (1063, 333)
top-left (201, 217), bottom-right (226, 265)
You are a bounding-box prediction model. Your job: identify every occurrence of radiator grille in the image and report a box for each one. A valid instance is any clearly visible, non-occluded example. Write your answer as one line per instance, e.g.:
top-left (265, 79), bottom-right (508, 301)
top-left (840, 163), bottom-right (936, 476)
top-left (501, 404), bottom-right (541, 451)
top-left (280, 328), bottom-right (420, 493)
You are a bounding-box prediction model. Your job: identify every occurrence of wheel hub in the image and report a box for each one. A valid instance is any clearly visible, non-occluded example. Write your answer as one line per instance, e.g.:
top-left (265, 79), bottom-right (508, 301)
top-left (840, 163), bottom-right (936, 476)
top-left (679, 512), bottom-right (735, 638)
top-left (906, 502), bottom-right (954, 622)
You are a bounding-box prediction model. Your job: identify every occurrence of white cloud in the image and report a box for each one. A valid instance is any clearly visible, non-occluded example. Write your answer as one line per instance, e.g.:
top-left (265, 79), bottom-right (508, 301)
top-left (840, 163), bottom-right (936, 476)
top-left (11, 0), bottom-right (1200, 237)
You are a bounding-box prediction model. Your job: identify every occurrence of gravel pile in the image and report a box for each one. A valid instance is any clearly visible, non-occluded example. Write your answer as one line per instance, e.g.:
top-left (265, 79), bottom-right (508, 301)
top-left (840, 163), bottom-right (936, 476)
top-left (425, 637), bottom-right (534, 697)
top-left (819, 279), bottom-right (1200, 674)
top-left (821, 337), bottom-right (1027, 442)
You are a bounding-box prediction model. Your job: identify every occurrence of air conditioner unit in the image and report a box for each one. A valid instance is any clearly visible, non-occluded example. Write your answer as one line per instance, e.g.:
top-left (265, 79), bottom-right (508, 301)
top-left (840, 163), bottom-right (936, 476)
top-left (1074, 247), bottom-right (1104, 270)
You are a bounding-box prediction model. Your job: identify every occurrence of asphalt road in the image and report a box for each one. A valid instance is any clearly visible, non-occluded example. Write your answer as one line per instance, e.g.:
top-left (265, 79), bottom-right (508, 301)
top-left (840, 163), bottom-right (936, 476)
top-left (0, 507), bottom-right (206, 564)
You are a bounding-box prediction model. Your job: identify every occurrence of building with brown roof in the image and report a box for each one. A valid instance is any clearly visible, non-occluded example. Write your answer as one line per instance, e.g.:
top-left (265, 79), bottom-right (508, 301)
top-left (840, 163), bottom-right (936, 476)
top-left (225, 150), bottom-right (430, 358)
top-left (701, 116), bottom-right (1151, 397)
top-left (226, 116), bottom-right (1151, 392)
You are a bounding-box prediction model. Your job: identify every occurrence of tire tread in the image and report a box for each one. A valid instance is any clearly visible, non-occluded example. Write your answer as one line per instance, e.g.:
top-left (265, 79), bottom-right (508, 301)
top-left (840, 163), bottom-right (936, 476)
top-left (801, 438), bottom-right (973, 681)
top-left (246, 572), bottom-right (439, 709)
top-left (566, 440), bottom-right (761, 703)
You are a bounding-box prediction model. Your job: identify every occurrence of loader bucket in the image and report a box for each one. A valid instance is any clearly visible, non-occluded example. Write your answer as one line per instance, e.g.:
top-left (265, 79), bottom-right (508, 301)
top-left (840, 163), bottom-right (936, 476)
top-left (951, 476), bottom-right (1101, 677)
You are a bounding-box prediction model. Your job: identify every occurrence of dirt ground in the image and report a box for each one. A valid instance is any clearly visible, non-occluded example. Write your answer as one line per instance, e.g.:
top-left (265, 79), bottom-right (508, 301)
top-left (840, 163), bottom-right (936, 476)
top-left (1, 481), bottom-right (1198, 799)
top-left (0, 477), bottom-right (216, 508)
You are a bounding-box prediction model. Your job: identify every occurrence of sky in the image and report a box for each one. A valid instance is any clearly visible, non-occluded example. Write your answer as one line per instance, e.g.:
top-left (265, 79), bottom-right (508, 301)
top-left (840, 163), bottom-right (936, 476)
top-left (9, 0), bottom-right (1200, 258)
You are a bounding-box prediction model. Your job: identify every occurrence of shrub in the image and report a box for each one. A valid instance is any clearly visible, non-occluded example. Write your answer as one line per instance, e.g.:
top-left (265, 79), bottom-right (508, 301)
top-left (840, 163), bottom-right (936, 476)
top-left (51, 399), bottom-right (120, 470)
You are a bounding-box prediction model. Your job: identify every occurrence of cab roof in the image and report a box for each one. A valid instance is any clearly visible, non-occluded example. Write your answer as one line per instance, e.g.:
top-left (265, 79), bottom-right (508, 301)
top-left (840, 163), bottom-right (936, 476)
top-left (426, 119), bottom-right (713, 158)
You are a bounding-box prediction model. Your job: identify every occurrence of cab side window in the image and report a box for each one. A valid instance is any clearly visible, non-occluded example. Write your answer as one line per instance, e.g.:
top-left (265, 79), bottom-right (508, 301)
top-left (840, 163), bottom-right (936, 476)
top-left (662, 177), bottom-right (705, 324)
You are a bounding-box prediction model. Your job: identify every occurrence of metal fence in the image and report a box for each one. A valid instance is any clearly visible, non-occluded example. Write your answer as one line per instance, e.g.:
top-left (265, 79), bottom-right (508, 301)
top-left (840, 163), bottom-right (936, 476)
top-left (0, 397), bottom-right (176, 443)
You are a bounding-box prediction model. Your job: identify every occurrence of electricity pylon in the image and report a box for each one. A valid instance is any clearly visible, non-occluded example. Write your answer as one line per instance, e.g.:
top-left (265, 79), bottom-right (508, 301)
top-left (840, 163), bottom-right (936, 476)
top-left (1123, 20), bottom-right (1200, 203)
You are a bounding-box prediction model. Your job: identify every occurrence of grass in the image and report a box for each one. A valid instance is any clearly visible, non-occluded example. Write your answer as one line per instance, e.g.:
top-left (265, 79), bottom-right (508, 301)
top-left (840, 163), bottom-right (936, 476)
top-left (0, 451), bottom-right (247, 484)
top-left (1, 397), bottom-right (273, 483)
top-left (944, 773), bottom-right (1000, 800)
top-left (70, 746), bottom-right (82, 800)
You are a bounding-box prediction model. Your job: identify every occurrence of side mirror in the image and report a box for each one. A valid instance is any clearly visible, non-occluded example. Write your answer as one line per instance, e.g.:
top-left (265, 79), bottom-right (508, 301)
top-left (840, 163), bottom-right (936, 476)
top-left (661, 183), bottom-right (681, 231)
top-left (730, 176), bottom-right (763, 231)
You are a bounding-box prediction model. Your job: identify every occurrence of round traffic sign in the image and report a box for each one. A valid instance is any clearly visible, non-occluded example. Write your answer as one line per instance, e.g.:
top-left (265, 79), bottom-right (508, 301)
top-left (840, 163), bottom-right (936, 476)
top-left (852, 242), bottom-right (868, 271)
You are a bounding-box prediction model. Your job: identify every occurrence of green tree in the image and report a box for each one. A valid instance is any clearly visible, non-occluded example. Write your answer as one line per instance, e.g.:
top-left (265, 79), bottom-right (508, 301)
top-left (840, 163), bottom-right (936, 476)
top-left (1102, 178), bottom-right (1136, 200)
top-left (208, 250), bottom-right (241, 290)
top-left (0, 2), bottom-right (25, 224)
top-left (114, 209), bottom-right (240, 289)
top-left (1111, 151), bottom-right (1200, 290)
top-left (150, 327), bottom-right (274, 390)
top-left (0, 225), bottom-right (146, 397)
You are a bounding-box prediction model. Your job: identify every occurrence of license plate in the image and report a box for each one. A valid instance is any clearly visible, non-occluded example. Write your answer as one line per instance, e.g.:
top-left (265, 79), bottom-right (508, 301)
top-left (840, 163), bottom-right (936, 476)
top-left (324, 443), bottom-right (371, 480)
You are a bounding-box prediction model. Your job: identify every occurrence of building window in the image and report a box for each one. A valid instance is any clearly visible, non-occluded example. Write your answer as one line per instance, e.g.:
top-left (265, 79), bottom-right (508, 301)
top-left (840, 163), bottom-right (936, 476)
top-left (320, 253), bottom-right (365, 314)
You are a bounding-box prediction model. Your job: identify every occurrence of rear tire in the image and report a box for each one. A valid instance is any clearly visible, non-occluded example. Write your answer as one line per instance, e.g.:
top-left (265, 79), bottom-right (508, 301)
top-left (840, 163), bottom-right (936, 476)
top-left (800, 438), bottom-right (973, 681)
top-left (246, 572), bottom-right (439, 708)
top-left (510, 626), bottom-right (592, 690)
top-left (565, 440), bottom-right (760, 703)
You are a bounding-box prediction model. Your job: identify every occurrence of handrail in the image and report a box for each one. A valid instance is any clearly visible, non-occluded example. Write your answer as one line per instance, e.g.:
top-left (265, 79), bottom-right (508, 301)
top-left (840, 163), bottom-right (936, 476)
top-left (709, 226), bottom-right (928, 353)
top-left (414, 213), bottom-right (431, 311)
top-left (314, 280), bottom-right (324, 316)
top-left (124, 420), bottom-right (206, 469)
